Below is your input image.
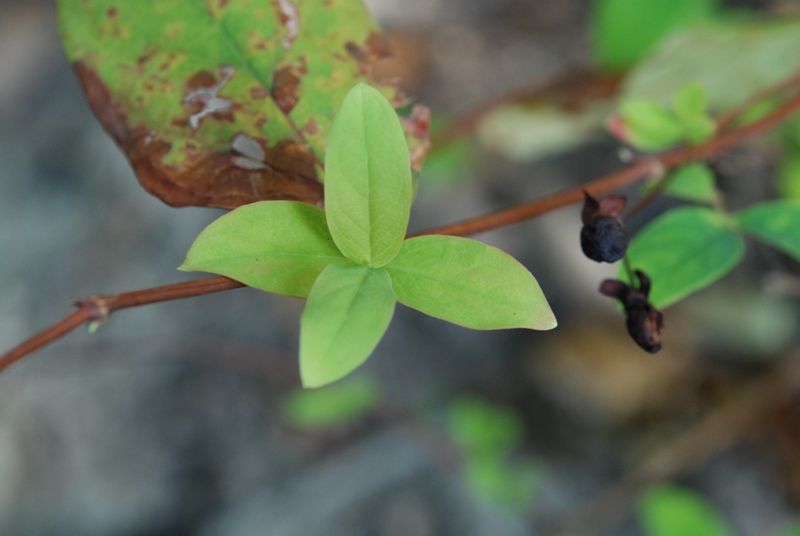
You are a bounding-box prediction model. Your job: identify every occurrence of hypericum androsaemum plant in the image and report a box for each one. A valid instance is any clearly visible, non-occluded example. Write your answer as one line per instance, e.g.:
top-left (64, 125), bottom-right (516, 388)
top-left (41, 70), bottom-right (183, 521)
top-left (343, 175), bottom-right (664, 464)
top-left (180, 83), bottom-right (556, 387)
top-left (6, 0), bottom-right (800, 386)
top-left (2, 1), bottom-right (796, 533)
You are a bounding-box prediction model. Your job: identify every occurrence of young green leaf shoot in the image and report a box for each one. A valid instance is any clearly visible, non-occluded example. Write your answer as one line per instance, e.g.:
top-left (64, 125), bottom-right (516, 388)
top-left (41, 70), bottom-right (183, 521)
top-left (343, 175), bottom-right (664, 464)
top-left (181, 83), bottom-right (556, 388)
top-left (324, 83), bottom-right (413, 267)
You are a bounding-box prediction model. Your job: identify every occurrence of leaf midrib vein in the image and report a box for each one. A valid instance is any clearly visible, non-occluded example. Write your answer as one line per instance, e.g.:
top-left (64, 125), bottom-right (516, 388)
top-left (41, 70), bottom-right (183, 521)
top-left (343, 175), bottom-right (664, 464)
top-left (387, 265), bottom-right (524, 310)
top-left (195, 0), bottom-right (323, 168)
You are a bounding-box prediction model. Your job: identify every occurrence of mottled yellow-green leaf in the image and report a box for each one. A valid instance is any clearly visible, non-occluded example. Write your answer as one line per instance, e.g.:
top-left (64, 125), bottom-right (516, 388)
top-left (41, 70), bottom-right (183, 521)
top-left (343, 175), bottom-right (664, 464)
top-left (57, 0), bottom-right (426, 208)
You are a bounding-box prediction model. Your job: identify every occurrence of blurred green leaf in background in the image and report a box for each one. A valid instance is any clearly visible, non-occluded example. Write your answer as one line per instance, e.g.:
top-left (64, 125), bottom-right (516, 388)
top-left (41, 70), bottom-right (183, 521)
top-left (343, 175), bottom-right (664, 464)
top-left (283, 376), bottom-right (380, 429)
top-left (659, 163), bottom-right (719, 205)
top-left (446, 397), bottom-right (541, 513)
top-left (591, 0), bottom-right (720, 70)
top-left (638, 485), bottom-right (734, 536)
top-left (737, 201), bottom-right (800, 261)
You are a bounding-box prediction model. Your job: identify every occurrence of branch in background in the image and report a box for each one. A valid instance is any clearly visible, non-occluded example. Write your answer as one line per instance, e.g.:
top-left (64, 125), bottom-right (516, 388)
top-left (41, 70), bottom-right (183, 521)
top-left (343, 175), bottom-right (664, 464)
top-left (715, 70), bottom-right (800, 132)
top-left (4, 73), bottom-right (800, 373)
top-left (432, 66), bottom-right (623, 147)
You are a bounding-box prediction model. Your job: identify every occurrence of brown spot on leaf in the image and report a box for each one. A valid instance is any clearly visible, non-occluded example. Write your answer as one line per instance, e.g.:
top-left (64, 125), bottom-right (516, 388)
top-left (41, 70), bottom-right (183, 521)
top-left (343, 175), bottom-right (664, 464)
top-left (402, 104), bottom-right (430, 140)
top-left (73, 61), bottom-right (322, 209)
top-left (301, 119), bottom-right (320, 136)
top-left (183, 67), bottom-right (235, 129)
top-left (409, 143), bottom-right (430, 173)
top-left (346, 32), bottom-right (393, 63)
top-left (401, 105), bottom-right (431, 172)
top-left (345, 41), bottom-right (366, 62)
top-left (107, 7), bottom-right (118, 18)
top-left (271, 64), bottom-right (301, 115)
top-left (250, 87), bottom-right (269, 100)
top-left (137, 48), bottom-right (156, 67)
top-left (186, 70), bottom-right (218, 92)
top-left (364, 32), bottom-right (393, 60)
top-left (345, 33), bottom-right (410, 94)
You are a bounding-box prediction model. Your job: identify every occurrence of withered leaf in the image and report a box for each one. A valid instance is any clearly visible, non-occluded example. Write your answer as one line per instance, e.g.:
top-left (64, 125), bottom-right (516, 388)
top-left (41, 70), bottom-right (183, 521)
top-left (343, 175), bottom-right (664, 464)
top-left (57, 1), bottom-right (429, 209)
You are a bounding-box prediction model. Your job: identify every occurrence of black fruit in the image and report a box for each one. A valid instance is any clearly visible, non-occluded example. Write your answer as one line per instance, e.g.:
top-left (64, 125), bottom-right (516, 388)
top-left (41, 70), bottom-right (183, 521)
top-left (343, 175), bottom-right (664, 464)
top-left (599, 270), bottom-right (664, 353)
top-left (580, 191), bottom-right (629, 263)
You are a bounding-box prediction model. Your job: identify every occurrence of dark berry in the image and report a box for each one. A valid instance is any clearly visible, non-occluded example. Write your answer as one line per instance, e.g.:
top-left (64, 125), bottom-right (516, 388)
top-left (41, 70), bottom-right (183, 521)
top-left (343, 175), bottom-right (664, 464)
top-left (581, 216), bottom-right (629, 262)
top-left (581, 192), bottom-right (629, 263)
top-left (625, 303), bottom-right (664, 353)
top-left (599, 270), bottom-right (664, 353)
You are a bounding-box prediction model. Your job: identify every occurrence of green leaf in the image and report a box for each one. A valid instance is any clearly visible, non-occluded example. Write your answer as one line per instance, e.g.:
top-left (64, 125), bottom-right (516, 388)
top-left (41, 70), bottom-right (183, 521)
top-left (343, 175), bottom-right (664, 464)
top-left (591, 0), bottom-right (719, 70)
top-left (283, 376), bottom-right (380, 428)
top-left (385, 236), bottom-right (556, 330)
top-left (662, 163), bottom-right (719, 204)
top-left (447, 397), bottom-right (525, 455)
top-left (638, 485), bottom-right (734, 536)
top-left (446, 397), bottom-right (541, 513)
top-left (300, 265), bottom-right (395, 388)
top-left (673, 84), bottom-right (709, 121)
top-left (778, 148), bottom-right (800, 200)
top-left (57, 0), bottom-right (417, 208)
top-left (463, 454), bottom-right (541, 514)
top-left (622, 207), bottom-right (744, 308)
top-left (623, 20), bottom-right (800, 112)
top-left (681, 115), bottom-right (717, 145)
top-left (324, 83), bottom-right (412, 267)
top-left (673, 84), bottom-right (716, 144)
top-left (619, 100), bottom-right (684, 151)
top-left (775, 526), bottom-right (800, 536)
top-left (179, 201), bottom-right (352, 297)
top-left (737, 200), bottom-right (800, 261)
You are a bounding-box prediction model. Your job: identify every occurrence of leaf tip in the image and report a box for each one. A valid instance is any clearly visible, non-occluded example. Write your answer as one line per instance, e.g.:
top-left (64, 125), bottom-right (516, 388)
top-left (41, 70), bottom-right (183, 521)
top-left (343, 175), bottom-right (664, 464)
top-left (533, 309), bottom-right (558, 331)
top-left (299, 361), bottom-right (346, 389)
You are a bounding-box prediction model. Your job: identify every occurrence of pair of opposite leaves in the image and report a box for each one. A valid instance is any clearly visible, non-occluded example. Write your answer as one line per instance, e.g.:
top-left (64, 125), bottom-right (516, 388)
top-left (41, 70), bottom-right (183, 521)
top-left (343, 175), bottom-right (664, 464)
top-left (180, 84), bottom-right (556, 388)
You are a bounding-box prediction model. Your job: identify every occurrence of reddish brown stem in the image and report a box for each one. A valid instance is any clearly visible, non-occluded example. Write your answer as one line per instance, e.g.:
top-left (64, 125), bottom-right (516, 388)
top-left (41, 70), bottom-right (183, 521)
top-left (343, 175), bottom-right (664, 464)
top-left (408, 158), bottom-right (659, 238)
top-left (0, 309), bottom-right (96, 371)
top-left (715, 71), bottom-right (800, 131)
top-left (411, 87), bottom-right (800, 238)
top-left (4, 79), bottom-right (800, 373)
top-left (89, 276), bottom-right (244, 311)
top-left (0, 277), bottom-right (243, 371)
